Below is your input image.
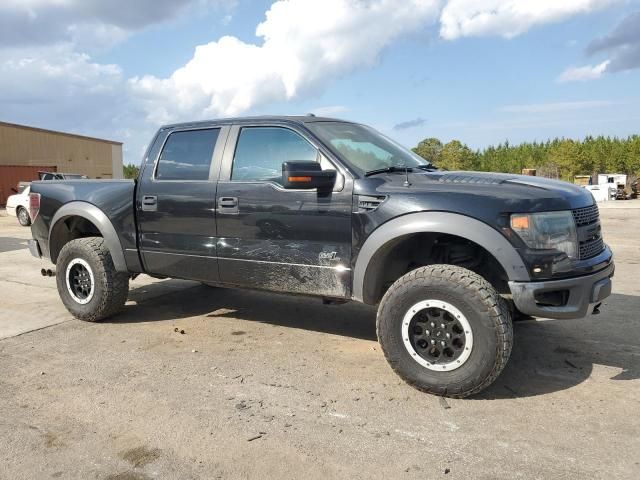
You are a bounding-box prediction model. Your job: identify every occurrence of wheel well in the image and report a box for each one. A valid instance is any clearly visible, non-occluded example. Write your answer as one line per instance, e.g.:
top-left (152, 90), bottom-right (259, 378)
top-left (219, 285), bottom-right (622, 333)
top-left (362, 232), bottom-right (510, 304)
top-left (50, 215), bottom-right (102, 264)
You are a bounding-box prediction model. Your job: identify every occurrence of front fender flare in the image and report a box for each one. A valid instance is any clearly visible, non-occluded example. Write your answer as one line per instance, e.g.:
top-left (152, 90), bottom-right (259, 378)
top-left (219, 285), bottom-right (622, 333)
top-left (49, 201), bottom-right (128, 272)
top-left (352, 212), bottom-right (529, 303)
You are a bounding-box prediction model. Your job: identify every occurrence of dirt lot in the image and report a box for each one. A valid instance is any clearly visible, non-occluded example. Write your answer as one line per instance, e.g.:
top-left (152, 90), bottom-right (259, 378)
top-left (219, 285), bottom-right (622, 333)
top-left (0, 203), bottom-right (639, 480)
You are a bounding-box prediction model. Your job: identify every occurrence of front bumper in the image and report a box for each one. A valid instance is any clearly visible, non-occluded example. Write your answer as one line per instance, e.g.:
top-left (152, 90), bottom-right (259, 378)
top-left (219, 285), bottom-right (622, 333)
top-left (5, 206), bottom-right (16, 217)
top-left (509, 261), bottom-right (614, 319)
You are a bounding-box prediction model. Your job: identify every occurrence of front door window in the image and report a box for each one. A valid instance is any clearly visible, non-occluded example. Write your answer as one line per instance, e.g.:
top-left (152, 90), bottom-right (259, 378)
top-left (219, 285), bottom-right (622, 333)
top-left (231, 127), bottom-right (318, 184)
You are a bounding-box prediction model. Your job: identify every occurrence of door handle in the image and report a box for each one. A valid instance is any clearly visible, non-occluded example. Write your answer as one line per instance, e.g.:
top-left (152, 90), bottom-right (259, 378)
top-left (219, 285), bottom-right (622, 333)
top-left (141, 195), bottom-right (157, 211)
top-left (218, 196), bottom-right (239, 214)
top-left (219, 197), bottom-right (238, 207)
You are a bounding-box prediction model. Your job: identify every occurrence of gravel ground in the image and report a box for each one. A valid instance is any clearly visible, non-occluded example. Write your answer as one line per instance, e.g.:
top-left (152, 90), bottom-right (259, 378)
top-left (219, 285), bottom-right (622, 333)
top-left (0, 204), bottom-right (638, 480)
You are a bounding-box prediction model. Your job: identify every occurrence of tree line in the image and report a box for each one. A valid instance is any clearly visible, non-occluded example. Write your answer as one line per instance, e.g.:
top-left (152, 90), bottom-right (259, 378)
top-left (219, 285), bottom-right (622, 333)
top-left (412, 135), bottom-right (640, 181)
top-left (123, 164), bottom-right (140, 179)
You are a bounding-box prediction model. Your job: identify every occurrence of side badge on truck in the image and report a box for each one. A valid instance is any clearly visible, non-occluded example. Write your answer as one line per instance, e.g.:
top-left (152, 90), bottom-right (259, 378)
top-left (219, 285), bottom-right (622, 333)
top-left (319, 251), bottom-right (339, 261)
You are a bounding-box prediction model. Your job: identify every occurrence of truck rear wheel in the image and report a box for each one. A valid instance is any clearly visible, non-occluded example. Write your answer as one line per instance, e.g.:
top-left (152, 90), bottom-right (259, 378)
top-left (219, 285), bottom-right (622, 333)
top-left (56, 237), bottom-right (129, 322)
top-left (376, 265), bottom-right (512, 398)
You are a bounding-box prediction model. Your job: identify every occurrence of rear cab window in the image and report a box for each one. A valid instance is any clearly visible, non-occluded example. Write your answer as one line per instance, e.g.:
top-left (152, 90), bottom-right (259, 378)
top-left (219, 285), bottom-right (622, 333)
top-left (156, 129), bottom-right (220, 181)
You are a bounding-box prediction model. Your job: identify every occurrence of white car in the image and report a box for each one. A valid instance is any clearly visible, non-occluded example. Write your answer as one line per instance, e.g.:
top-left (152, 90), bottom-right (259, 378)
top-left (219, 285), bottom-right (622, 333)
top-left (5, 184), bottom-right (32, 226)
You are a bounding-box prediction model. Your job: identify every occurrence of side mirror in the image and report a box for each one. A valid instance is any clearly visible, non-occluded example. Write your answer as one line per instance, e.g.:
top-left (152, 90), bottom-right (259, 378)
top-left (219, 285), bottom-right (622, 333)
top-left (282, 161), bottom-right (336, 190)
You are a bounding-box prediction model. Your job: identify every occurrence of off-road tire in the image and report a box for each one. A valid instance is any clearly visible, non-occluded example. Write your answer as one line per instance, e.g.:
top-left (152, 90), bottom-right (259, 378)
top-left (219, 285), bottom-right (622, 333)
top-left (56, 237), bottom-right (129, 322)
top-left (17, 207), bottom-right (31, 226)
top-left (377, 265), bottom-right (512, 398)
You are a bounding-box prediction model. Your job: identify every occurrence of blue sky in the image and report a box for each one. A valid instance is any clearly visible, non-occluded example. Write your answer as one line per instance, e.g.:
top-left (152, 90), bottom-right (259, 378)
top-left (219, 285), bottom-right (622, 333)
top-left (1, 0), bottom-right (639, 165)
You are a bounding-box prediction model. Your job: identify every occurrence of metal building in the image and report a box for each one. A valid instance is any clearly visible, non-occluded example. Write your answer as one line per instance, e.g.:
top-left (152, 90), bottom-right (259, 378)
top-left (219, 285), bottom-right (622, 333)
top-left (0, 121), bottom-right (123, 205)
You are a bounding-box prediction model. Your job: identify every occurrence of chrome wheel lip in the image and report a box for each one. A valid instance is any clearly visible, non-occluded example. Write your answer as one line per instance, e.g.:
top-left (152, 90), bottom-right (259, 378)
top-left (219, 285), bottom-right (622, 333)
top-left (65, 258), bottom-right (95, 305)
top-left (401, 299), bottom-right (474, 372)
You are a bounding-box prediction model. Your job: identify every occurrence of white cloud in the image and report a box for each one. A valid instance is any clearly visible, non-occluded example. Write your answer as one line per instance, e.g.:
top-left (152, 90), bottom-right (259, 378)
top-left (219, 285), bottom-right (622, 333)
top-left (0, 0), bottom-right (630, 164)
top-left (0, 44), bottom-right (152, 159)
top-left (555, 11), bottom-right (640, 83)
top-left (393, 117), bottom-right (428, 130)
top-left (129, 0), bottom-right (441, 124)
top-left (557, 60), bottom-right (610, 82)
top-left (499, 100), bottom-right (615, 113)
top-left (0, 45), bottom-right (122, 113)
top-left (440, 0), bottom-right (619, 40)
top-left (0, 0), bottom-right (235, 49)
top-left (0, 0), bottom-right (238, 162)
top-left (309, 105), bottom-right (349, 117)
top-left (587, 11), bottom-right (640, 73)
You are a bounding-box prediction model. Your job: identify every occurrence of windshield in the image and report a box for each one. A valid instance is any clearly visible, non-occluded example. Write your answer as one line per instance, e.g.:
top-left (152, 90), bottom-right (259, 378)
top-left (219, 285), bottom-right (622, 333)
top-left (306, 121), bottom-right (432, 175)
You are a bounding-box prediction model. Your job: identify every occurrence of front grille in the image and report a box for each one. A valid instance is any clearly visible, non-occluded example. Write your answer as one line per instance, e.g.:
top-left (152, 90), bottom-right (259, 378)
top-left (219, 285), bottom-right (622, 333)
top-left (579, 236), bottom-right (604, 259)
top-left (573, 204), bottom-right (605, 259)
top-left (572, 204), bottom-right (599, 227)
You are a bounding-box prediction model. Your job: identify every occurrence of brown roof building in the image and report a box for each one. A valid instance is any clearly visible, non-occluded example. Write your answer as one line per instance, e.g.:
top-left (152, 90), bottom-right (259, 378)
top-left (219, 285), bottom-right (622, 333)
top-left (0, 121), bottom-right (123, 205)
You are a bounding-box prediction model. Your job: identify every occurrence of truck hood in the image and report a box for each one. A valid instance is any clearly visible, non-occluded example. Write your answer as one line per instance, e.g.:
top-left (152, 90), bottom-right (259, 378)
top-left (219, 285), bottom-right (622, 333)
top-left (355, 170), bottom-right (596, 214)
top-left (434, 171), bottom-right (590, 200)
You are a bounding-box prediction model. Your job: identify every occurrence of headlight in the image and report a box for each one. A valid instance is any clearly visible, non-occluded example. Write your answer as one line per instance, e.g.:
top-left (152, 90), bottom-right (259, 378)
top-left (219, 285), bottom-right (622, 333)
top-left (510, 211), bottom-right (578, 259)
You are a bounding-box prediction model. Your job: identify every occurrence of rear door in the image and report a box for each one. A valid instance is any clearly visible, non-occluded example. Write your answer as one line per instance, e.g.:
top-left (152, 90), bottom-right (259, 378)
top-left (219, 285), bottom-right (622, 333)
top-left (215, 123), bottom-right (353, 298)
top-left (137, 126), bottom-right (229, 281)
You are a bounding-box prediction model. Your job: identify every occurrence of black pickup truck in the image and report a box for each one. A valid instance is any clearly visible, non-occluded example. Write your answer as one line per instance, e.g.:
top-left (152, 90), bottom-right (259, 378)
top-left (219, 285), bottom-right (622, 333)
top-left (27, 116), bottom-right (614, 397)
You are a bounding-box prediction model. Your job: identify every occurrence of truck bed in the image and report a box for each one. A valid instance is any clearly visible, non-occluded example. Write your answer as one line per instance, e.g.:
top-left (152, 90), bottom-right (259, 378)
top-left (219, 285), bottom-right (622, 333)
top-left (29, 180), bottom-right (137, 268)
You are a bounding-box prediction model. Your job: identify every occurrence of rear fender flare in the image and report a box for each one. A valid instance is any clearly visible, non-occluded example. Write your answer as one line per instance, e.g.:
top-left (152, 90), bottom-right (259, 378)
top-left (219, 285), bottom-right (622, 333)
top-left (49, 201), bottom-right (128, 272)
top-left (352, 212), bottom-right (530, 304)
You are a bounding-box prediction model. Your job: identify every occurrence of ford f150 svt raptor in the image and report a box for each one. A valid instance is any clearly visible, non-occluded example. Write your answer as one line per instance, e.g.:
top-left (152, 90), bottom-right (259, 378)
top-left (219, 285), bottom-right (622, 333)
top-left (27, 116), bottom-right (614, 397)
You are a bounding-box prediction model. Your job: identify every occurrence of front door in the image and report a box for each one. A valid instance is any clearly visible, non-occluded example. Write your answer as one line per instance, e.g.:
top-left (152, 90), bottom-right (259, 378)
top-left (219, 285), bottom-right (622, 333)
top-left (215, 124), bottom-right (352, 298)
top-left (137, 126), bottom-right (228, 282)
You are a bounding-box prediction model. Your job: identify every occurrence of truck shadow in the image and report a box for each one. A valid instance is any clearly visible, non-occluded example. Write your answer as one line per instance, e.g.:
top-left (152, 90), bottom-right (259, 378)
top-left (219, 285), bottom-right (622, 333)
top-left (479, 318), bottom-right (640, 399)
top-left (475, 292), bottom-right (640, 399)
top-left (110, 281), bottom-right (640, 399)
top-left (113, 279), bottom-right (379, 341)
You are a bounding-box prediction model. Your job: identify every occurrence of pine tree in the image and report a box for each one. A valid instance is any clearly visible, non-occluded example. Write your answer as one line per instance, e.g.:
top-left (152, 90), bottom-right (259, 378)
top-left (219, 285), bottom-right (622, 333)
top-left (412, 135), bottom-right (640, 181)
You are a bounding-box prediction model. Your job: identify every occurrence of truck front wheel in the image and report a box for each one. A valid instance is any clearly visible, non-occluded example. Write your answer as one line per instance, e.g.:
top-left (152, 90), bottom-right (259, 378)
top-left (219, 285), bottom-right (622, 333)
top-left (377, 265), bottom-right (512, 398)
top-left (56, 237), bottom-right (129, 322)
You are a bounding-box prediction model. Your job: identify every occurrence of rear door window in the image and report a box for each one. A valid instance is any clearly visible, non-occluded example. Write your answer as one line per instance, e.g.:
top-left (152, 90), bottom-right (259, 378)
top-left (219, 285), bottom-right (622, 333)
top-left (156, 129), bottom-right (220, 181)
